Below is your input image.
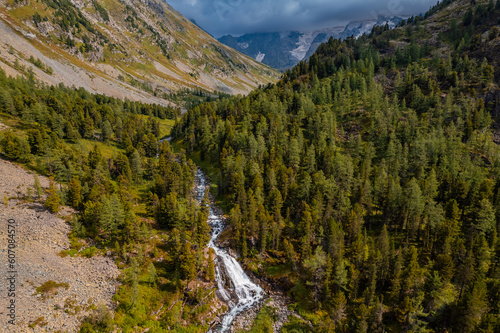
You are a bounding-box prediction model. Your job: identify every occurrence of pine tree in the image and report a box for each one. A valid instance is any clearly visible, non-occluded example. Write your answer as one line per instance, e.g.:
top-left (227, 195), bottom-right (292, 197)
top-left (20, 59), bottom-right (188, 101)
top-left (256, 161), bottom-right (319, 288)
top-left (99, 196), bottom-right (114, 232)
top-left (110, 194), bottom-right (125, 229)
top-left (396, 296), bottom-right (414, 329)
top-left (181, 243), bottom-right (196, 282)
top-left (378, 225), bottom-right (390, 284)
top-left (390, 250), bottom-right (404, 302)
top-left (459, 277), bottom-right (488, 332)
top-left (458, 251), bottom-right (476, 299)
top-left (207, 248), bottom-right (215, 282)
top-left (137, 245), bottom-right (144, 264)
top-left (34, 174), bottom-right (43, 199)
top-left (303, 246), bottom-right (327, 311)
top-left (300, 207), bottom-right (313, 259)
top-left (288, 138), bottom-right (301, 170)
top-left (149, 262), bottom-right (157, 286)
top-left (0, 131), bottom-right (30, 161)
top-left (403, 246), bottom-right (422, 294)
top-left (331, 291), bottom-right (347, 328)
top-left (333, 258), bottom-right (348, 291)
top-left (114, 241), bottom-right (121, 256)
top-left (404, 178), bottom-right (425, 236)
top-left (44, 177), bottom-right (60, 213)
top-left (156, 193), bottom-right (180, 229)
top-left (0, 89), bottom-right (14, 114)
top-left (102, 120), bottom-right (113, 143)
top-left (68, 177), bottom-right (82, 209)
top-left (475, 199), bottom-right (496, 234)
top-left (195, 211), bottom-right (211, 247)
top-left (241, 229), bottom-right (248, 258)
top-left (424, 271), bottom-right (444, 312)
top-left (130, 149), bottom-right (142, 181)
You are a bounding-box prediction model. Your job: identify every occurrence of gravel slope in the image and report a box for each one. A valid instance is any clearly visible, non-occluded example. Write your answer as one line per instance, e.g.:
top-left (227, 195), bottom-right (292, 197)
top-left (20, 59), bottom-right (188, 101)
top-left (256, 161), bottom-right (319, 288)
top-left (0, 158), bottom-right (120, 332)
top-left (0, 16), bottom-right (171, 107)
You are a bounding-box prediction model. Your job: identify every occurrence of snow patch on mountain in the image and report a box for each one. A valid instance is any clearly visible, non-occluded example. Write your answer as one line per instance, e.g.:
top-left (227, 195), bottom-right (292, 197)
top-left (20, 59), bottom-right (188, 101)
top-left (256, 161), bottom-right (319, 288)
top-left (238, 42), bottom-right (249, 49)
top-left (290, 31), bottom-right (316, 61)
top-left (256, 52), bottom-right (265, 62)
top-left (344, 20), bottom-right (377, 38)
top-left (340, 16), bottom-right (404, 39)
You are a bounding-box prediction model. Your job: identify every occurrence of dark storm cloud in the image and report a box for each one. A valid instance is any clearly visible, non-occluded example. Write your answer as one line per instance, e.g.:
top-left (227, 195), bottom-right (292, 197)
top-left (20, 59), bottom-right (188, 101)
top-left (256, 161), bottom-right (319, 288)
top-left (167, 0), bottom-right (439, 37)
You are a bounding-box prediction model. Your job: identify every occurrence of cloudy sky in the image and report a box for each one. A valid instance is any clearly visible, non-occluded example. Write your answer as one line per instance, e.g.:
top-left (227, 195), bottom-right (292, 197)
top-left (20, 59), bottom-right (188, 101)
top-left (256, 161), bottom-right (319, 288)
top-left (168, 0), bottom-right (439, 37)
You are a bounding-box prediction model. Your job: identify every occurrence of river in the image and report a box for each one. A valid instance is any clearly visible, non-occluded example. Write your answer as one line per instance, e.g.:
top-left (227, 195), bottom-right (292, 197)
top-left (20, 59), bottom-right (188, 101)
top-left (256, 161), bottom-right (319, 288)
top-left (194, 169), bottom-right (264, 332)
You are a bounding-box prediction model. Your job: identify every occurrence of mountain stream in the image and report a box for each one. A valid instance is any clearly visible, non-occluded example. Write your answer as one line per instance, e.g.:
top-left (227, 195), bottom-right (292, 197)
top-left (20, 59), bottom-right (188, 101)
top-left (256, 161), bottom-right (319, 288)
top-left (195, 169), bottom-right (264, 332)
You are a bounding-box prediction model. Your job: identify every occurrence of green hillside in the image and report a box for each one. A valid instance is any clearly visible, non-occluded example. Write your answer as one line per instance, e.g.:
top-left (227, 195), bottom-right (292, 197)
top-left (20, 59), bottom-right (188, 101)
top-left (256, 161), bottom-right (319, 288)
top-left (173, 0), bottom-right (500, 331)
top-left (0, 69), bottom-right (223, 331)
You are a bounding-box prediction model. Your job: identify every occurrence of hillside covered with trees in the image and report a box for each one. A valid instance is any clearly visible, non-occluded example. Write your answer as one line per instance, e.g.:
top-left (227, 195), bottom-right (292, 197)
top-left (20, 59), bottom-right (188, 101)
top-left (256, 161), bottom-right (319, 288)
top-left (0, 69), bottom-right (225, 331)
top-left (172, 0), bottom-right (500, 331)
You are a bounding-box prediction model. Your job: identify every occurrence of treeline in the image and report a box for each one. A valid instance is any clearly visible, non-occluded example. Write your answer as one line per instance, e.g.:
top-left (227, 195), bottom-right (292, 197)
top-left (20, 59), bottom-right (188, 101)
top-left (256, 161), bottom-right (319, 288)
top-left (172, 1), bottom-right (500, 331)
top-left (0, 69), bottom-right (217, 332)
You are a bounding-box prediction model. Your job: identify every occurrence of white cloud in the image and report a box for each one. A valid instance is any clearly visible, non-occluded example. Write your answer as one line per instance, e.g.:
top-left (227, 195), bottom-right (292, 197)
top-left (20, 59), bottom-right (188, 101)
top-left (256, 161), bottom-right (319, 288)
top-left (284, 1), bottom-right (300, 15)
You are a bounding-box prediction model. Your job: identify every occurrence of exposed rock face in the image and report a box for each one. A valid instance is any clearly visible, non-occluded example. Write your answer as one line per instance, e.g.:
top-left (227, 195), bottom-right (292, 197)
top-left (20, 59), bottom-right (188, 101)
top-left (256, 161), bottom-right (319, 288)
top-left (34, 21), bottom-right (55, 36)
top-left (0, 158), bottom-right (120, 332)
top-left (230, 291), bottom-right (294, 333)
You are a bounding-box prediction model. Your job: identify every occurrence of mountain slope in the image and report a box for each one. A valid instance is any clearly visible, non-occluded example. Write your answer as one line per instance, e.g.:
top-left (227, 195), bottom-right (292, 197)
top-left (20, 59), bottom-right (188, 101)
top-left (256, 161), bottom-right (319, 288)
top-left (0, 0), bottom-right (279, 105)
top-left (218, 16), bottom-right (402, 71)
top-left (218, 32), bottom-right (306, 71)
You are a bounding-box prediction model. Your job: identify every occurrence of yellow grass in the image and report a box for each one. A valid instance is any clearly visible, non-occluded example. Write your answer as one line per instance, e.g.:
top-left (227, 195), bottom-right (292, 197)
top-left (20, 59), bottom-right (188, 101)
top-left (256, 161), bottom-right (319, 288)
top-left (72, 139), bottom-right (123, 159)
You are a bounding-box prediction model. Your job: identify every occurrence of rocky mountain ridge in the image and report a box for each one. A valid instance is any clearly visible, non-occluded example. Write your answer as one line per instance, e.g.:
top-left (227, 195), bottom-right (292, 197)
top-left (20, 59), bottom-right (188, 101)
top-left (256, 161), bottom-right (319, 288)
top-left (218, 16), bottom-right (403, 70)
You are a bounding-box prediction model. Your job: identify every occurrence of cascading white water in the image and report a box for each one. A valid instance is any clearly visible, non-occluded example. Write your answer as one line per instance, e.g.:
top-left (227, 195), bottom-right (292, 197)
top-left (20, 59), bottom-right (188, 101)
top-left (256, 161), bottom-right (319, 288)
top-left (195, 169), bottom-right (264, 332)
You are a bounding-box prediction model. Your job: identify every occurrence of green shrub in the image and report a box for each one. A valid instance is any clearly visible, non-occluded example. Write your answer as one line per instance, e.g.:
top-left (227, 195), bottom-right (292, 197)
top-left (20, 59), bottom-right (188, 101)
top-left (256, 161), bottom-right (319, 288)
top-left (35, 280), bottom-right (69, 300)
top-left (81, 246), bottom-right (98, 258)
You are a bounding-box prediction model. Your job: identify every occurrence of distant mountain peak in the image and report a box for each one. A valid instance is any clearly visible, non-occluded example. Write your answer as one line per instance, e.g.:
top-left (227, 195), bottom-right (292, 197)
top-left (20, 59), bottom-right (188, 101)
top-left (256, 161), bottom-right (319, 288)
top-left (218, 16), bottom-right (403, 70)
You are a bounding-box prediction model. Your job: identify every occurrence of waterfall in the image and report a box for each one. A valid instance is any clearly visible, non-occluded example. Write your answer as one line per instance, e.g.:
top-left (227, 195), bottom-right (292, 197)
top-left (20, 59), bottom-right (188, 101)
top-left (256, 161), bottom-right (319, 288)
top-left (195, 169), bottom-right (263, 332)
